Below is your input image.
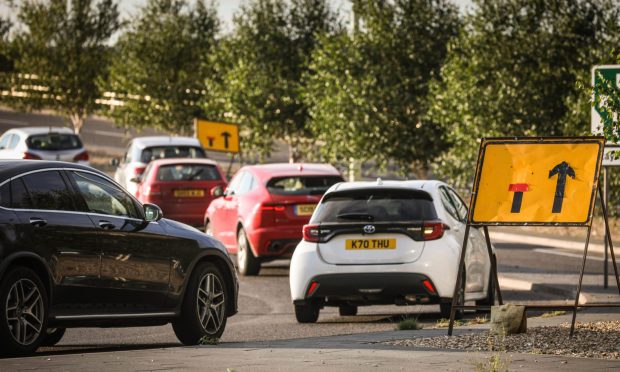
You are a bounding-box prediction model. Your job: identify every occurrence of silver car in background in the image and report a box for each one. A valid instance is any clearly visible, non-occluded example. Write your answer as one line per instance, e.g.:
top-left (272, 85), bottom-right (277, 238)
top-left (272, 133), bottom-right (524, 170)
top-left (0, 127), bottom-right (89, 164)
top-left (112, 136), bottom-right (207, 196)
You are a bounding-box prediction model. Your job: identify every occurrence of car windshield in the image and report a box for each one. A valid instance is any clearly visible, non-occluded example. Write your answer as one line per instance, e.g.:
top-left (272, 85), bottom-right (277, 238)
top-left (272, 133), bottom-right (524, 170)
top-left (266, 176), bottom-right (342, 196)
top-left (26, 133), bottom-right (83, 151)
top-left (140, 146), bottom-right (206, 163)
top-left (310, 188), bottom-right (437, 223)
top-left (156, 164), bottom-right (221, 182)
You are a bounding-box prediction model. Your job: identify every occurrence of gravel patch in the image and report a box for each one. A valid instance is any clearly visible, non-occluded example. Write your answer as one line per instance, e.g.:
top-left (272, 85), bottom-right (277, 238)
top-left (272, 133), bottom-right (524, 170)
top-left (385, 321), bottom-right (620, 360)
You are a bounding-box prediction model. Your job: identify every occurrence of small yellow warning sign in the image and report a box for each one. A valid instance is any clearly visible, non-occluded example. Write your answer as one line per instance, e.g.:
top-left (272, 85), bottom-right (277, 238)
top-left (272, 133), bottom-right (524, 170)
top-left (470, 137), bottom-right (604, 225)
top-left (194, 119), bottom-right (240, 153)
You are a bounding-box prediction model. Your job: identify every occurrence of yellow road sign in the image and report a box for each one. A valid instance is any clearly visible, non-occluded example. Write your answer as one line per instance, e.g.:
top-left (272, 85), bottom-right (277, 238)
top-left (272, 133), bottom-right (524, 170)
top-left (470, 137), bottom-right (604, 225)
top-left (194, 119), bottom-right (240, 153)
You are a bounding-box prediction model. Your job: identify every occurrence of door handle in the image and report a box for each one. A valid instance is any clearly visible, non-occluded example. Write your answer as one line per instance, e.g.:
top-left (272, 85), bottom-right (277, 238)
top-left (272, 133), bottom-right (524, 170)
top-left (98, 220), bottom-right (116, 230)
top-left (29, 217), bottom-right (47, 227)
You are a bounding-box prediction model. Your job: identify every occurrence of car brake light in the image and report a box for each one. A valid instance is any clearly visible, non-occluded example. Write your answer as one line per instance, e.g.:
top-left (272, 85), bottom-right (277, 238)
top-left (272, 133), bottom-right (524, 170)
top-left (303, 224), bottom-right (321, 243)
top-left (260, 204), bottom-right (286, 212)
top-left (422, 221), bottom-right (449, 241)
top-left (134, 166), bottom-right (146, 175)
top-left (143, 184), bottom-right (161, 197)
top-left (73, 150), bottom-right (89, 161)
top-left (22, 152), bottom-right (41, 160)
top-left (422, 279), bottom-right (437, 294)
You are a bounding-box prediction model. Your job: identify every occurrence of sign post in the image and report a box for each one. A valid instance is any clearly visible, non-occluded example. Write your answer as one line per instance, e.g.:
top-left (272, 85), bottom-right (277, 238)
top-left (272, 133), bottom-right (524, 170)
top-left (448, 137), bottom-right (620, 337)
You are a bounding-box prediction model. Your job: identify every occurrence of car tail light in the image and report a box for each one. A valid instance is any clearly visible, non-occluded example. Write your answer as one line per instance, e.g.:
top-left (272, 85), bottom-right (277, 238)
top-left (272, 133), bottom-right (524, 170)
top-left (73, 150), bottom-right (89, 161)
top-left (422, 221), bottom-right (449, 241)
top-left (255, 203), bottom-right (286, 227)
top-left (143, 184), bottom-right (161, 197)
top-left (422, 279), bottom-right (437, 295)
top-left (22, 152), bottom-right (41, 160)
top-left (134, 166), bottom-right (146, 176)
top-left (260, 204), bottom-right (286, 212)
top-left (303, 224), bottom-right (321, 243)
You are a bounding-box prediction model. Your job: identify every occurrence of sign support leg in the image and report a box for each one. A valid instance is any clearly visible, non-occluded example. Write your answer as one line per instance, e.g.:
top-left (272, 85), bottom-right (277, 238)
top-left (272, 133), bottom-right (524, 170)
top-left (604, 167), bottom-right (609, 289)
top-left (483, 226), bottom-right (502, 305)
top-left (570, 224), bottom-right (593, 336)
top-left (598, 184), bottom-right (620, 296)
top-left (226, 153), bottom-right (236, 180)
top-left (448, 224), bottom-right (470, 336)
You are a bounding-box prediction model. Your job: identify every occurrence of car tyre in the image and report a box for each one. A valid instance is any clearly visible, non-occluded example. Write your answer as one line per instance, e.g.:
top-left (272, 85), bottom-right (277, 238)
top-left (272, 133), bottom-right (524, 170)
top-left (237, 228), bottom-right (260, 276)
top-left (295, 303), bottom-right (320, 323)
top-left (172, 262), bottom-right (228, 345)
top-left (40, 328), bottom-right (66, 347)
top-left (339, 305), bottom-right (357, 316)
top-left (204, 221), bottom-right (213, 236)
top-left (0, 266), bottom-right (48, 357)
top-left (439, 271), bottom-right (465, 320)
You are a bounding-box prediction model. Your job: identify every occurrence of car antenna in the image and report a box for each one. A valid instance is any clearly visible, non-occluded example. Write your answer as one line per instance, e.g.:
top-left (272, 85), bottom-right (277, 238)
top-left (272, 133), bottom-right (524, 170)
top-left (377, 177), bottom-right (383, 185)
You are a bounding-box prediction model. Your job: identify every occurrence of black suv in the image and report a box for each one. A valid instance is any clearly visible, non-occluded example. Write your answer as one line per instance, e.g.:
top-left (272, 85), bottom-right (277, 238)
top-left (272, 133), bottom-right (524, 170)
top-left (0, 161), bottom-right (238, 356)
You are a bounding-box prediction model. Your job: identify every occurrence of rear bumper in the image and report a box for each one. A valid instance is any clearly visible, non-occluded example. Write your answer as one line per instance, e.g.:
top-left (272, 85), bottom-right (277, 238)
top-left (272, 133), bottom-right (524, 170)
top-left (248, 226), bottom-right (302, 257)
top-left (294, 272), bottom-right (440, 306)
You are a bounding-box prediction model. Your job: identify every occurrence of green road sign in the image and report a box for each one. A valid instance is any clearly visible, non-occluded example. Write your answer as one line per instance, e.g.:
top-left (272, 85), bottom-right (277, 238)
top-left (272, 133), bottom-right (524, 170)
top-left (591, 65), bottom-right (620, 137)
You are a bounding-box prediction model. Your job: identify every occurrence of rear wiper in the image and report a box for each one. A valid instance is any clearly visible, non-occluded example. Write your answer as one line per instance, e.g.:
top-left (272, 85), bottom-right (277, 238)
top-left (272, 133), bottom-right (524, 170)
top-left (336, 213), bottom-right (374, 221)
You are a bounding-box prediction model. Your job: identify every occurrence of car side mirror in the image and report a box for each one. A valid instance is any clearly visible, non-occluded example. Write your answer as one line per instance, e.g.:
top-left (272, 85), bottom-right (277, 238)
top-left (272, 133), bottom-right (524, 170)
top-left (110, 158), bottom-right (120, 167)
top-left (211, 185), bottom-right (224, 198)
top-left (144, 203), bottom-right (163, 222)
top-left (129, 176), bottom-right (141, 183)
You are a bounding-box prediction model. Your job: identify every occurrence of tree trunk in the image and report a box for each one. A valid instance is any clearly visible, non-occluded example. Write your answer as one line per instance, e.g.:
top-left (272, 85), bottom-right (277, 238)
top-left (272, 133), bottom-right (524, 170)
top-left (287, 138), bottom-right (302, 163)
top-left (69, 113), bottom-right (84, 134)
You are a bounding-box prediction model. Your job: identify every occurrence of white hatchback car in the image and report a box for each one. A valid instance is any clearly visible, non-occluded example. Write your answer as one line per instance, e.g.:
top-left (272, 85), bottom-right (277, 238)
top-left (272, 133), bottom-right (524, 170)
top-left (289, 180), bottom-right (494, 323)
top-left (113, 136), bottom-right (207, 196)
top-left (0, 127), bottom-right (89, 164)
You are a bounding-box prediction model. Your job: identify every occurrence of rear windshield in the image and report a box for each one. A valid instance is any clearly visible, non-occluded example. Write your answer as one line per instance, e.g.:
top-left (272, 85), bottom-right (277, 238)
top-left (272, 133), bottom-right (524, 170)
top-left (267, 176), bottom-right (343, 196)
top-left (156, 164), bottom-right (221, 182)
top-left (27, 133), bottom-right (82, 151)
top-left (310, 188), bottom-right (437, 223)
top-left (140, 146), bottom-right (206, 163)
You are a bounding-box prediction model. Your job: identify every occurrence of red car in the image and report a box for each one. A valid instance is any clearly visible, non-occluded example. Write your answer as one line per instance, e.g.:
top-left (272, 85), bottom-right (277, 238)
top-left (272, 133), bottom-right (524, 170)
top-left (136, 158), bottom-right (228, 227)
top-left (205, 163), bottom-right (344, 275)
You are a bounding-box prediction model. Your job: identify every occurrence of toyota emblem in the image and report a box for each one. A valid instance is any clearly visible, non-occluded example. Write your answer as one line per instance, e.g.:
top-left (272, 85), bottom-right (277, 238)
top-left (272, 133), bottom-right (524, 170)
top-left (363, 225), bottom-right (376, 234)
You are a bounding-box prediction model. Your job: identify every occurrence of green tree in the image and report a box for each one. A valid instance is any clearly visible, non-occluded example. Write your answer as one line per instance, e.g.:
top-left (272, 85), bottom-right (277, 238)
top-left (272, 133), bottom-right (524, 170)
top-left (430, 0), bottom-right (620, 188)
top-left (6, 0), bottom-right (120, 133)
top-left (216, 0), bottom-right (337, 162)
top-left (106, 0), bottom-right (219, 135)
top-left (304, 0), bottom-right (460, 176)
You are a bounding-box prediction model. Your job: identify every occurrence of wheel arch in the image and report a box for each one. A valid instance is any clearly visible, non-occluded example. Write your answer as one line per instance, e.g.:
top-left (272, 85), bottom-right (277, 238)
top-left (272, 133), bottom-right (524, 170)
top-left (0, 252), bottom-right (53, 301)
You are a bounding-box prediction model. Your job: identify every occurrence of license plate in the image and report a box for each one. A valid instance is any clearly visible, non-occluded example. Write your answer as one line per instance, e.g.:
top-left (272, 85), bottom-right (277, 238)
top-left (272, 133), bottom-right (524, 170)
top-left (346, 239), bottom-right (396, 250)
top-left (173, 189), bottom-right (204, 198)
top-left (295, 204), bottom-right (316, 216)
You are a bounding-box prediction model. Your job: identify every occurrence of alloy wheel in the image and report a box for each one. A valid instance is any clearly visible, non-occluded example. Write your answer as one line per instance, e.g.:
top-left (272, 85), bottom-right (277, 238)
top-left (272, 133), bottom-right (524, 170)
top-left (5, 279), bottom-right (44, 346)
top-left (237, 232), bottom-right (247, 272)
top-left (196, 273), bottom-right (226, 335)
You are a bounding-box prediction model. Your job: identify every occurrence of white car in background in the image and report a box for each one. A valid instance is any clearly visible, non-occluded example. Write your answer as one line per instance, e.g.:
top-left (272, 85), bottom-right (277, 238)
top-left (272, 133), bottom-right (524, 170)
top-left (112, 136), bottom-right (207, 196)
top-left (0, 127), bottom-right (89, 164)
top-left (289, 180), bottom-right (494, 323)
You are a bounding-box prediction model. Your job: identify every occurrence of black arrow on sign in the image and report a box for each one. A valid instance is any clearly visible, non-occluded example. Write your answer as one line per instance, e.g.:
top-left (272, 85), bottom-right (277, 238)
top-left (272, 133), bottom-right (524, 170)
top-left (548, 161), bottom-right (575, 214)
top-left (221, 131), bottom-right (231, 149)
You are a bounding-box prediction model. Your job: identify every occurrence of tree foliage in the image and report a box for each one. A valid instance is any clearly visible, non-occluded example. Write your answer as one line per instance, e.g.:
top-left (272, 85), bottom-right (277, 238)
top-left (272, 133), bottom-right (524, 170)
top-left (430, 0), bottom-right (620, 188)
top-left (213, 0), bottom-right (337, 162)
top-left (593, 54), bottom-right (620, 143)
top-left (304, 0), bottom-right (460, 176)
top-left (6, 0), bottom-right (121, 133)
top-left (106, 0), bottom-right (218, 135)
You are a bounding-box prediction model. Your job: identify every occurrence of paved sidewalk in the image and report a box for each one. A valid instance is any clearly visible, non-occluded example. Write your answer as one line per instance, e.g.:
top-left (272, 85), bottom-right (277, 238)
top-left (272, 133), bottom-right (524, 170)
top-left (4, 310), bottom-right (619, 371)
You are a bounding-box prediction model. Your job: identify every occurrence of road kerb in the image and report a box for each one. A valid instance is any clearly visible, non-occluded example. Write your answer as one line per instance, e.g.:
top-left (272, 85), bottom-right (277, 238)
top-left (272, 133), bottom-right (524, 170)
top-left (490, 231), bottom-right (605, 254)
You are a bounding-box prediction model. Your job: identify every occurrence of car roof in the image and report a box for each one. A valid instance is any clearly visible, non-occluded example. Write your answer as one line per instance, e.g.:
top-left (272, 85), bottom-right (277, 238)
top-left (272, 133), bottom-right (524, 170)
top-left (326, 179), bottom-right (446, 194)
top-left (5, 127), bottom-right (76, 136)
top-left (147, 158), bottom-right (220, 167)
top-left (0, 160), bottom-right (107, 183)
top-left (242, 163), bottom-right (342, 181)
top-left (131, 136), bottom-right (202, 149)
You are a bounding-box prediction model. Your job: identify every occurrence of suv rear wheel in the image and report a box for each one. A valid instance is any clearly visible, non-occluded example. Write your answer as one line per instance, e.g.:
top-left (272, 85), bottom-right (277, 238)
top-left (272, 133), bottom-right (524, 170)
top-left (237, 228), bottom-right (260, 276)
top-left (295, 303), bottom-right (320, 323)
top-left (0, 266), bottom-right (48, 356)
top-left (172, 262), bottom-right (228, 344)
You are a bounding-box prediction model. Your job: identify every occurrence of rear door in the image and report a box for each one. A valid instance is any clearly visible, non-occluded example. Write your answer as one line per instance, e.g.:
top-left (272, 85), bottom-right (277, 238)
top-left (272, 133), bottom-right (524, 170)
top-left (312, 188), bottom-right (438, 265)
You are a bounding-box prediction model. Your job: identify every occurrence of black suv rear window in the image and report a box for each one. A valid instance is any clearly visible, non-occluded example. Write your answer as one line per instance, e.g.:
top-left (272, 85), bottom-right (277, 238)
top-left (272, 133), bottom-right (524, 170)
top-left (27, 133), bottom-right (82, 150)
top-left (140, 146), bottom-right (206, 163)
top-left (310, 188), bottom-right (437, 223)
top-left (156, 164), bottom-right (221, 181)
top-left (267, 176), bottom-right (343, 196)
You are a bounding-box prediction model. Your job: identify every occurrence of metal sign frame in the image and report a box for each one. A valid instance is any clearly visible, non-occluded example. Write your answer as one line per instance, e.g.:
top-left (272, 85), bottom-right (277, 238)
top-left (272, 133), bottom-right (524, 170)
top-left (448, 136), bottom-right (620, 337)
